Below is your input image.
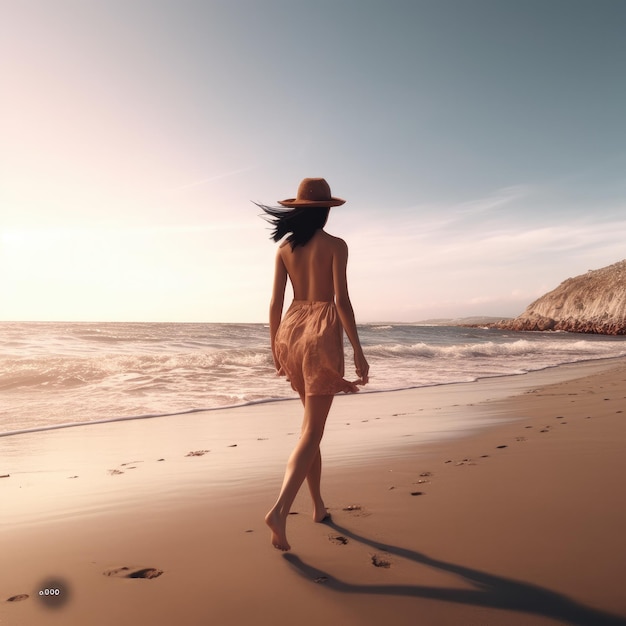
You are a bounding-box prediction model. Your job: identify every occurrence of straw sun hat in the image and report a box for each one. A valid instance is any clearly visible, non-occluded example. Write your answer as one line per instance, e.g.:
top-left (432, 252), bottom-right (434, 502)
top-left (278, 178), bottom-right (345, 208)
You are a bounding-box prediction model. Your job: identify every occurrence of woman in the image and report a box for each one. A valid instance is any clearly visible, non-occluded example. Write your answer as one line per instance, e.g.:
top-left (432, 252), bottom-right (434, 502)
top-left (259, 177), bottom-right (369, 551)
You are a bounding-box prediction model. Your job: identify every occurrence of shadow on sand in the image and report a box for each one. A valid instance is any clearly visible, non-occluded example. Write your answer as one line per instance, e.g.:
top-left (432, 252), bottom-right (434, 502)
top-left (282, 519), bottom-right (626, 626)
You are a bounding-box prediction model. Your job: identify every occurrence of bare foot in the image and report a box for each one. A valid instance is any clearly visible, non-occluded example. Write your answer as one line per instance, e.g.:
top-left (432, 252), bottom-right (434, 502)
top-left (313, 501), bottom-right (330, 523)
top-left (265, 509), bottom-right (290, 551)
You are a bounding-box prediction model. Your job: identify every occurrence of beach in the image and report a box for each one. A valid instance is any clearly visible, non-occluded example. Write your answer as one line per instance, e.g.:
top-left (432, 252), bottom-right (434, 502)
top-left (2, 357), bottom-right (626, 626)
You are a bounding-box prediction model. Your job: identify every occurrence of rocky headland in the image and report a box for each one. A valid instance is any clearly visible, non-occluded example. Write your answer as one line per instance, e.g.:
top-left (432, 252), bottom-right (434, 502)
top-left (493, 259), bottom-right (626, 335)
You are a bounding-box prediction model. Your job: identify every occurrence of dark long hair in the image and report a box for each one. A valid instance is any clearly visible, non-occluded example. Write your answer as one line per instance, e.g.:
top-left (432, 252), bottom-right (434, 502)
top-left (257, 204), bottom-right (330, 250)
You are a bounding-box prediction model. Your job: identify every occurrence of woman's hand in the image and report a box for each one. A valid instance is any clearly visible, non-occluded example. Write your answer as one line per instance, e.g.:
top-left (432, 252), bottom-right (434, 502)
top-left (354, 349), bottom-right (369, 385)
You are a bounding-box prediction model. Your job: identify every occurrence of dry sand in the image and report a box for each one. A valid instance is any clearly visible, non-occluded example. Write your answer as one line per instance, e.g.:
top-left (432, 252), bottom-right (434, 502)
top-left (1, 358), bottom-right (626, 625)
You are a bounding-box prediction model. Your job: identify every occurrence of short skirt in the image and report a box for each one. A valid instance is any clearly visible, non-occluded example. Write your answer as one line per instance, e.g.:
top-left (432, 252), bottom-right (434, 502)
top-left (275, 300), bottom-right (351, 396)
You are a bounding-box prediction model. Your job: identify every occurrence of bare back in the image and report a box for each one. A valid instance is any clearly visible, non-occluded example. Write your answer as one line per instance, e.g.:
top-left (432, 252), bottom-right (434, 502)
top-left (279, 230), bottom-right (344, 302)
top-left (270, 225), bottom-right (366, 385)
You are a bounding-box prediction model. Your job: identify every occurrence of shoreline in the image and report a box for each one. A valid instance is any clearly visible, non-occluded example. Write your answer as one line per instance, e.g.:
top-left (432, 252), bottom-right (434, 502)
top-left (2, 358), bottom-right (623, 529)
top-left (2, 357), bottom-right (626, 625)
top-left (2, 354), bottom-right (624, 440)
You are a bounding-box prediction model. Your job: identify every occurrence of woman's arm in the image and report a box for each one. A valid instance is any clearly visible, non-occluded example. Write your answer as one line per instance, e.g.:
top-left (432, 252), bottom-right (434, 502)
top-left (269, 249), bottom-right (288, 371)
top-left (332, 239), bottom-right (369, 384)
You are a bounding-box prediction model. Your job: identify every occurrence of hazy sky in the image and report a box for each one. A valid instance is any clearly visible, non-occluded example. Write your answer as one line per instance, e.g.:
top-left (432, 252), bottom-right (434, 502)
top-left (2, 0), bottom-right (625, 322)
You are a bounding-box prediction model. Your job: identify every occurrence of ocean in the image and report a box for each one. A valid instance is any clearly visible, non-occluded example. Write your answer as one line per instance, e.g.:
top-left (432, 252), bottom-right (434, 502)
top-left (2, 321), bottom-right (626, 437)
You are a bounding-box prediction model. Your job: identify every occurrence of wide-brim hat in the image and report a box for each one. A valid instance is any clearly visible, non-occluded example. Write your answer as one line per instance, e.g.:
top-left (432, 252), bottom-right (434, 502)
top-left (278, 177), bottom-right (345, 208)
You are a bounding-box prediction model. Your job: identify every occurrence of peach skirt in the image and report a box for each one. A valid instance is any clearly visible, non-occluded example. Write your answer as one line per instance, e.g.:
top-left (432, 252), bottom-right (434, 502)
top-left (275, 300), bottom-right (349, 397)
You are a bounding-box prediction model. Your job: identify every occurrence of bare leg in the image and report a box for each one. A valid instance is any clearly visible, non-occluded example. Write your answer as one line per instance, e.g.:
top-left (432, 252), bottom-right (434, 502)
top-left (297, 394), bottom-right (328, 522)
top-left (265, 395), bottom-right (334, 550)
top-left (307, 448), bottom-right (329, 522)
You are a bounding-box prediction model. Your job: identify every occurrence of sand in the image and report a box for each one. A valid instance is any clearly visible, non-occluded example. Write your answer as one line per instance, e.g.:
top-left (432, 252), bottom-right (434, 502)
top-left (1, 358), bottom-right (626, 625)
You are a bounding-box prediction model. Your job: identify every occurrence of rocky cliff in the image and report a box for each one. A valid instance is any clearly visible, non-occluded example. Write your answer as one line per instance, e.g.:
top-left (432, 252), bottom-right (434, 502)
top-left (495, 259), bottom-right (626, 335)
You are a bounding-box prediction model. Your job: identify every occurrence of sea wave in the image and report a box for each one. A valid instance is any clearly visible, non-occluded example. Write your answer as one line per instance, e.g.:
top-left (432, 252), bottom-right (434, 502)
top-left (2, 321), bottom-right (626, 435)
top-left (364, 339), bottom-right (625, 360)
top-left (0, 349), bottom-right (274, 391)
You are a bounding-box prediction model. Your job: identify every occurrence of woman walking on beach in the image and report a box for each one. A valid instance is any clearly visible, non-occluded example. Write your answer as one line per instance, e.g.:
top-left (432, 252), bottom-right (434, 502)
top-left (260, 178), bottom-right (369, 552)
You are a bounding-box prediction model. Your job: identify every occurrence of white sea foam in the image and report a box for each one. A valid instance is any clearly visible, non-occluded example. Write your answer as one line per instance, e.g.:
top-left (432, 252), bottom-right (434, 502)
top-left (1, 321), bottom-right (625, 435)
top-left (365, 338), bottom-right (621, 360)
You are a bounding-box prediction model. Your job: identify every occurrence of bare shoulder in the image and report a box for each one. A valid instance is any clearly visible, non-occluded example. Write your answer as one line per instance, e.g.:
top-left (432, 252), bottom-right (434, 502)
top-left (277, 241), bottom-right (291, 262)
top-left (321, 231), bottom-right (348, 253)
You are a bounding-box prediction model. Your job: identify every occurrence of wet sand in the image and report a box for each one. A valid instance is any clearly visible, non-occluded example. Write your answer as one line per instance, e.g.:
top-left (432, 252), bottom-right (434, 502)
top-left (1, 358), bottom-right (626, 625)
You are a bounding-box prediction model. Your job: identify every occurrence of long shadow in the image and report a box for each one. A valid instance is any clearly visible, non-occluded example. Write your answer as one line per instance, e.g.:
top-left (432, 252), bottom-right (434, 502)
top-left (282, 519), bottom-right (626, 626)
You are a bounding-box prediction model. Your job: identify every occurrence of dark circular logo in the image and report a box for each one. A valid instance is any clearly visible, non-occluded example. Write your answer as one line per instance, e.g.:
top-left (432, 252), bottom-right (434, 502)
top-left (36, 577), bottom-right (71, 609)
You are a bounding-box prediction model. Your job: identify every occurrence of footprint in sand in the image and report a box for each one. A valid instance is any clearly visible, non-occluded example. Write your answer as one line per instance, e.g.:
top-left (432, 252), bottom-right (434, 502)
top-left (371, 554), bottom-right (391, 568)
top-left (342, 504), bottom-right (370, 517)
top-left (6, 594), bottom-right (29, 602)
top-left (455, 458), bottom-right (474, 466)
top-left (185, 450), bottom-right (210, 457)
top-left (108, 469), bottom-right (124, 475)
top-left (328, 534), bottom-right (349, 545)
top-left (103, 566), bottom-right (163, 579)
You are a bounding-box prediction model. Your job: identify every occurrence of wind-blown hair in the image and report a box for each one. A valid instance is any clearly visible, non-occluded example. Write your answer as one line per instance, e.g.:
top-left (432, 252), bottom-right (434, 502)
top-left (257, 204), bottom-right (330, 250)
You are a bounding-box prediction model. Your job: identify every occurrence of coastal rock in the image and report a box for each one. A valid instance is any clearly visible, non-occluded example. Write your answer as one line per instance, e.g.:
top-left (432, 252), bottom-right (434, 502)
top-left (495, 259), bottom-right (626, 335)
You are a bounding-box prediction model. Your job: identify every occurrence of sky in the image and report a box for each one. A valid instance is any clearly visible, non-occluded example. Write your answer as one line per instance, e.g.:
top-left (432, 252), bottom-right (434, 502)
top-left (1, 0), bottom-right (625, 323)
